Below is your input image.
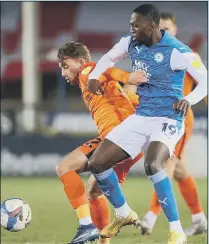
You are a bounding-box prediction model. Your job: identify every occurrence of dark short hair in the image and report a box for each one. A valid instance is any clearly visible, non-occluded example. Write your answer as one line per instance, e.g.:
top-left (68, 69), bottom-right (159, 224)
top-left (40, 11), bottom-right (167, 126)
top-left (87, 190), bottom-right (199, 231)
top-left (160, 12), bottom-right (177, 25)
top-left (133, 4), bottom-right (160, 25)
top-left (57, 41), bottom-right (90, 62)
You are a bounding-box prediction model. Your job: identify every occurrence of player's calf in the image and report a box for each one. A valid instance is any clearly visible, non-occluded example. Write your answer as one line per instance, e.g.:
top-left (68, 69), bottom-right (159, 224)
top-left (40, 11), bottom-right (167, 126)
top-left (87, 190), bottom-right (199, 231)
top-left (56, 148), bottom-right (99, 243)
top-left (87, 175), bottom-right (111, 232)
top-left (88, 141), bottom-right (128, 206)
top-left (88, 156), bottom-right (141, 243)
top-left (88, 139), bottom-right (138, 237)
top-left (88, 139), bottom-right (129, 210)
top-left (56, 149), bottom-right (90, 212)
top-left (140, 157), bottom-right (177, 235)
top-left (144, 141), bottom-right (185, 236)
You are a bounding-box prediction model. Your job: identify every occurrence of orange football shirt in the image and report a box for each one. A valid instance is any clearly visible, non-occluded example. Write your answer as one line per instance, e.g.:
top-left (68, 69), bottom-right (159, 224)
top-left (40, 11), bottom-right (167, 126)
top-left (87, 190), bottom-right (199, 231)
top-left (79, 62), bottom-right (138, 139)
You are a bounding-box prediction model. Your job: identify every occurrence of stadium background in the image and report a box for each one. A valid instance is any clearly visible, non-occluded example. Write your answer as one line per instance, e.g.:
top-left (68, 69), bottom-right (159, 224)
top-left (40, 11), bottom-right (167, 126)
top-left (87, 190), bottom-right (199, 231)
top-left (1, 2), bottom-right (208, 244)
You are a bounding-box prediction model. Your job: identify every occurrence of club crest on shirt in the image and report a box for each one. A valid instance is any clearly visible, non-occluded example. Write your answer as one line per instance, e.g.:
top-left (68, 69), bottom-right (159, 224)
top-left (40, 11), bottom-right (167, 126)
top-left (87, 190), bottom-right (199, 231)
top-left (154, 52), bottom-right (164, 63)
top-left (81, 66), bottom-right (92, 75)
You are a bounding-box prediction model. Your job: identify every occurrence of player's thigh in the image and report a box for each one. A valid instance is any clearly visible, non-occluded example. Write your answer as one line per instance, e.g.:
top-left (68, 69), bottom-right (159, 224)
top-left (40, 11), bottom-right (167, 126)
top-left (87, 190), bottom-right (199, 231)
top-left (56, 137), bottom-right (101, 176)
top-left (105, 114), bottom-right (149, 159)
top-left (144, 117), bottom-right (184, 175)
top-left (150, 117), bottom-right (185, 158)
top-left (88, 138), bottom-right (129, 173)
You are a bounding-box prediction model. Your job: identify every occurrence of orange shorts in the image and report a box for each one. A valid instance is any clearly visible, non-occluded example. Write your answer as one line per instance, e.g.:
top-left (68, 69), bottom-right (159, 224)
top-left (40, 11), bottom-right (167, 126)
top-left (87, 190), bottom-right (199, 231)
top-left (174, 108), bottom-right (194, 159)
top-left (79, 137), bottom-right (144, 183)
top-left (79, 137), bottom-right (102, 159)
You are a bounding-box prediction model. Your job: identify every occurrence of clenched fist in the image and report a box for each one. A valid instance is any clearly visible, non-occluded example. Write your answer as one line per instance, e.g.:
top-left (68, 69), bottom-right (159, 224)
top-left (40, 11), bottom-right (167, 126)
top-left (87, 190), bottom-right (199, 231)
top-left (87, 79), bottom-right (104, 95)
top-left (173, 99), bottom-right (190, 117)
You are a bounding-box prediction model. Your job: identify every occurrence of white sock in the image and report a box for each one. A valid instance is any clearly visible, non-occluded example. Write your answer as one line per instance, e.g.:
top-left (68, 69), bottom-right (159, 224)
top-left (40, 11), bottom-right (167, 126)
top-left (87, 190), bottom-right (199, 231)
top-left (144, 211), bottom-right (158, 229)
top-left (79, 216), bottom-right (92, 225)
top-left (169, 220), bottom-right (184, 233)
top-left (115, 202), bottom-right (131, 218)
top-left (192, 211), bottom-right (206, 222)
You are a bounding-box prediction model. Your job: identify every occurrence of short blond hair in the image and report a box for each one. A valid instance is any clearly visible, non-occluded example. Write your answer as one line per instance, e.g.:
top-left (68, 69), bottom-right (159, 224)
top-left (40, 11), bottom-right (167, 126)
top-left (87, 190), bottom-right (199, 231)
top-left (160, 12), bottom-right (176, 25)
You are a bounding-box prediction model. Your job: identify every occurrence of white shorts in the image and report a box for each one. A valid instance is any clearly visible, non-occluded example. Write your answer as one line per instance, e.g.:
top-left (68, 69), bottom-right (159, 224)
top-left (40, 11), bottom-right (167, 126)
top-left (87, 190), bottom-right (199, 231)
top-left (106, 114), bottom-right (184, 159)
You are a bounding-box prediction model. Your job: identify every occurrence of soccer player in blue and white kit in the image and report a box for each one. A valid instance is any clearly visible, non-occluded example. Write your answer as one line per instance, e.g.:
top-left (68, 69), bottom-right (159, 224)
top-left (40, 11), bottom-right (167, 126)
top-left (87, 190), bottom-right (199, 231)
top-left (86, 4), bottom-right (207, 244)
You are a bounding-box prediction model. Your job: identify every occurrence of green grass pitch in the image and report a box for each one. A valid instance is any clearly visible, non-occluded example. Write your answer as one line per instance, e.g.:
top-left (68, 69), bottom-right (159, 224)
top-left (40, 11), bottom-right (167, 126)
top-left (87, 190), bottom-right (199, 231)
top-left (1, 177), bottom-right (207, 244)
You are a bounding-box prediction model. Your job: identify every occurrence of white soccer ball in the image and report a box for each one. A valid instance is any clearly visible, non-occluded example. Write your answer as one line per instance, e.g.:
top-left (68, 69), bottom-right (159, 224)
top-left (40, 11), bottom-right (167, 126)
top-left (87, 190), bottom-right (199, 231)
top-left (1, 198), bottom-right (32, 232)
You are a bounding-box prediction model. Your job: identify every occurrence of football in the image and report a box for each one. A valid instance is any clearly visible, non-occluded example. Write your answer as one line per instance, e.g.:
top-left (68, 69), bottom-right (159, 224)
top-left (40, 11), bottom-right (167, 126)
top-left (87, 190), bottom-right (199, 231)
top-left (1, 198), bottom-right (32, 232)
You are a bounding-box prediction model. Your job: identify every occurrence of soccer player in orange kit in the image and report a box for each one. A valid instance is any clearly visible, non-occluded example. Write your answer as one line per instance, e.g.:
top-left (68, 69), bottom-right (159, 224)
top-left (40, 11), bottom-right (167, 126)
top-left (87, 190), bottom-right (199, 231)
top-left (140, 12), bottom-right (207, 237)
top-left (56, 41), bottom-right (146, 244)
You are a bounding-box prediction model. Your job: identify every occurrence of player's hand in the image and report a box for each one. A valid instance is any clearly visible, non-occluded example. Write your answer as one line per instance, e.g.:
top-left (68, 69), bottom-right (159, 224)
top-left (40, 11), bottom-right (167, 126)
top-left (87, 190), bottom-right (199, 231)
top-left (129, 70), bottom-right (147, 85)
top-left (173, 99), bottom-right (190, 117)
top-left (87, 79), bottom-right (104, 95)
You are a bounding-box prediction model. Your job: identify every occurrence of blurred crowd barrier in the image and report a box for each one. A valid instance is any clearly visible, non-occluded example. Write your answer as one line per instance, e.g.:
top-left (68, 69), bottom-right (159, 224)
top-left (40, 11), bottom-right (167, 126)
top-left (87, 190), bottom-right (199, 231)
top-left (1, 113), bottom-right (207, 178)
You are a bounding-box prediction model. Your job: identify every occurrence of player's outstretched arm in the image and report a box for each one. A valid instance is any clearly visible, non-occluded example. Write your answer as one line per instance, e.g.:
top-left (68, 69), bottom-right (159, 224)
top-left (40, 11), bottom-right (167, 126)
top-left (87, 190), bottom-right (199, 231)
top-left (87, 36), bottom-right (130, 94)
top-left (104, 67), bottom-right (130, 84)
top-left (105, 67), bottom-right (147, 85)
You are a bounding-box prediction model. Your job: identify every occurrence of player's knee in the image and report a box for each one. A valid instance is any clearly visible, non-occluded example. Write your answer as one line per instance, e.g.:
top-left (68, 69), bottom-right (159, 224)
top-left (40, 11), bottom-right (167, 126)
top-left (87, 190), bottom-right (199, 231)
top-left (144, 159), bottom-right (163, 176)
top-left (174, 172), bottom-right (185, 182)
top-left (144, 142), bottom-right (170, 176)
top-left (173, 166), bottom-right (189, 182)
top-left (55, 158), bottom-right (74, 177)
top-left (55, 163), bottom-right (63, 177)
top-left (88, 161), bottom-right (106, 174)
top-left (88, 154), bottom-right (106, 174)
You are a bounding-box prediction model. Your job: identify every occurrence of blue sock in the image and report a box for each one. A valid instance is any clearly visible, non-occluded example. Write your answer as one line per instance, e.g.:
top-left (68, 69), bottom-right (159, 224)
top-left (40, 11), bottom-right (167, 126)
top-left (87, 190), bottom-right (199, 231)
top-left (149, 169), bottom-right (179, 222)
top-left (94, 168), bottom-right (126, 208)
